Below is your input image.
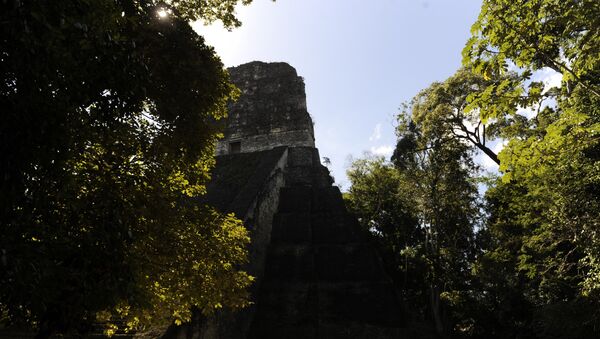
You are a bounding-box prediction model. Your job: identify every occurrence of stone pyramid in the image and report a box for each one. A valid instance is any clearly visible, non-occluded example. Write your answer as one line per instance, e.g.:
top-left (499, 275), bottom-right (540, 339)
top-left (165, 61), bottom-right (408, 339)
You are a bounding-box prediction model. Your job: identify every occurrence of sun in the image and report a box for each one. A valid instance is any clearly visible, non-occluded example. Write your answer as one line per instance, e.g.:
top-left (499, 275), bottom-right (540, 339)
top-left (157, 8), bottom-right (169, 18)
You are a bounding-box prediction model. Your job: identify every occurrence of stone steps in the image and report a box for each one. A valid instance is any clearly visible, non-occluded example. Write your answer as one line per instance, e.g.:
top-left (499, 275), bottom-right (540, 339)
top-left (248, 181), bottom-right (406, 338)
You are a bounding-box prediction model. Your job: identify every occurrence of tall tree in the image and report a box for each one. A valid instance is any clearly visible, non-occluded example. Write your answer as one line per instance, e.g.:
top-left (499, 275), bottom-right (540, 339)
top-left (345, 155), bottom-right (423, 300)
top-left (463, 0), bottom-right (600, 297)
top-left (1, 0), bottom-right (256, 336)
top-left (393, 110), bottom-right (482, 337)
top-left (462, 0), bottom-right (600, 336)
top-left (346, 99), bottom-right (482, 336)
top-left (400, 68), bottom-right (533, 166)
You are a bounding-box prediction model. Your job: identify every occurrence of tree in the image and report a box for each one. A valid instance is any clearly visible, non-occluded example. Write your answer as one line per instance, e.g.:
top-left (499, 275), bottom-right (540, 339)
top-left (1, 0), bottom-right (256, 336)
top-left (346, 99), bottom-right (482, 336)
top-left (400, 68), bottom-right (536, 166)
top-left (464, 0), bottom-right (600, 98)
top-left (461, 1), bottom-right (600, 336)
top-left (393, 111), bottom-right (482, 337)
top-left (345, 155), bottom-right (422, 297)
top-left (463, 0), bottom-right (600, 297)
top-left (463, 0), bottom-right (600, 184)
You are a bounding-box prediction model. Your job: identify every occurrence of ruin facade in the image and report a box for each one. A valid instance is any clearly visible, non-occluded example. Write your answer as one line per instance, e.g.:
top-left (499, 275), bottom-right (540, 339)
top-left (216, 62), bottom-right (315, 155)
top-left (166, 61), bottom-right (408, 339)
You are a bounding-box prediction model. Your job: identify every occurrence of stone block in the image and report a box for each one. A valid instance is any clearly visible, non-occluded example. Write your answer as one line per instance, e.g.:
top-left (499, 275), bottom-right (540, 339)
top-left (263, 244), bottom-right (315, 282)
top-left (311, 212), bottom-right (361, 244)
top-left (285, 166), bottom-right (314, 186)
top-left (271, 212), bottom-right (311, 243)
top-left (287, 147), bottom-right (316, 167)
top-left (314, 244), bottom-right (385, 282)
top-left (248, 283), bottom-right (318, 339)
top-left (311, 186), bottom-right (346, 213)
top-left (311, 166), bottom-right (335, 188)
top-left (278, 187), bottom-right (312, 212)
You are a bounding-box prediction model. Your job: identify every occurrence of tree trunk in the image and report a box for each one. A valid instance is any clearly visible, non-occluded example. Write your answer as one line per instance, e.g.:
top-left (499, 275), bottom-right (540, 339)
top-left (430, 285), bottom-right (445, 338)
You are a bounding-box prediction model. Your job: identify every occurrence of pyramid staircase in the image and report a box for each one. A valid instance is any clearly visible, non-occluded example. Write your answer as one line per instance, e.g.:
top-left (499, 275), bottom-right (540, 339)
top-left (247, 148), bottom-right (406, 339)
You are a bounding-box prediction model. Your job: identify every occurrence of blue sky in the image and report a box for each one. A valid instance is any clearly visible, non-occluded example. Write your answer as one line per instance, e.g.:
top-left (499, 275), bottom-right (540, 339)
top-left (193, 0), bottom-right (485, 189)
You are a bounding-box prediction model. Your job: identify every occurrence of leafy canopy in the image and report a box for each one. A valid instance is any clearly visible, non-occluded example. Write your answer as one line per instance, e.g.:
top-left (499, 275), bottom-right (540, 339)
top-left (464, 0), bottom-right (600, 98)
top-left (1, 0), bottom-right (257, 336)
top-left (461, 0), bottom-right (600, 336)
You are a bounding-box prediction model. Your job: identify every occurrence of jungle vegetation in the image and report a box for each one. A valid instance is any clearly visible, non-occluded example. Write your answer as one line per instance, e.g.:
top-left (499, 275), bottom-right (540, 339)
top-left (1, 0), bottom-right (256, 337)
top-left (345, 0), bottom-right (600, 338)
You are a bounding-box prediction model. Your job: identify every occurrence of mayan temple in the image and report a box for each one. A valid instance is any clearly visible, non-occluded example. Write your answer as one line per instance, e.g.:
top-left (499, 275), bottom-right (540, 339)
top-left (164, 61), bottom-right (408, 339)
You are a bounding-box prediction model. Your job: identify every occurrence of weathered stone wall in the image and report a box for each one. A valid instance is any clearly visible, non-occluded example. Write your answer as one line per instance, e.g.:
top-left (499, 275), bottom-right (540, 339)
top-left (216, 61), bottom-right (315, 155)
top-left (163, 62), bottom-right (406, 339)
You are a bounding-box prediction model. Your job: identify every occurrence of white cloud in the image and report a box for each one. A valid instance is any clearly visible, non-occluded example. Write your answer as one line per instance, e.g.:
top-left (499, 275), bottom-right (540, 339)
top-left (543, 72), bottom-right (562, 93)
top-left (517, 106), bottom-right (536, 119)
top-left (370, 145), bottom-right (394, 157)
top-left (532, 67), bottom-right (562, 94)
top-left (369, 123), bottom-right (382, 141)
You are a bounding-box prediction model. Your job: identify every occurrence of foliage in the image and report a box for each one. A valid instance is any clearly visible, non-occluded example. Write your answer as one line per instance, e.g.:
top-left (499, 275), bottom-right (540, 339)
top-left (0, 0), bottom-right (255, 336)
top-left (167, 0), bottom-right (254, 28)
top-left (464, 0), bottom-right (600, 98)
top-left (345, 155), bottom-right (423, 295)
top-left (472, 167), bottom-right (600, 338)
top-left (460, 0), bottom-right (600, 337)
top-left (463, 0), bottom-right (600, 185)
top-left (394, 109), bottom-right (482, 337)
top-left (349, 1), bottom-right (600, 336)
top-left (346, 96), bottom-right (482, 336)
top-left (400, 68), bottom-right (532, 165)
